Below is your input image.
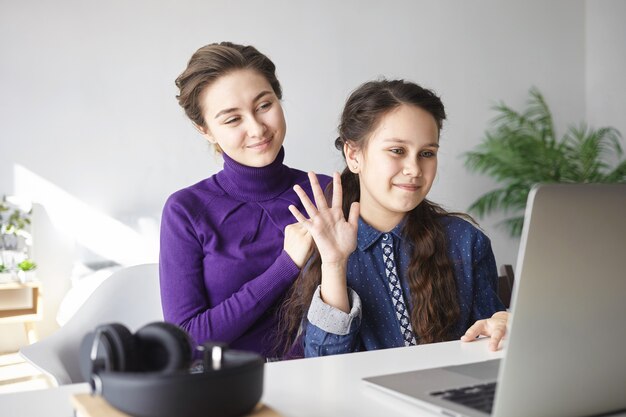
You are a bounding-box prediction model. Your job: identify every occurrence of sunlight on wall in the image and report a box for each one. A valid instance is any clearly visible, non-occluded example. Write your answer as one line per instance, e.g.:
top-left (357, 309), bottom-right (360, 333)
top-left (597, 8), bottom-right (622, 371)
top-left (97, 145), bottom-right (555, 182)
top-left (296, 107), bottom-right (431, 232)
top-left (13, 164), bottom-right (158, 266)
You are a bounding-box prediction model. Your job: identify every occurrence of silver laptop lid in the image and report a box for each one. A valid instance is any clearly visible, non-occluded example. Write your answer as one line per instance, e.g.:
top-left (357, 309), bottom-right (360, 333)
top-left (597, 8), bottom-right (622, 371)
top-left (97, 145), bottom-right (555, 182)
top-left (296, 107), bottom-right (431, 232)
top-left (493, 184), bottom-right (626, 417)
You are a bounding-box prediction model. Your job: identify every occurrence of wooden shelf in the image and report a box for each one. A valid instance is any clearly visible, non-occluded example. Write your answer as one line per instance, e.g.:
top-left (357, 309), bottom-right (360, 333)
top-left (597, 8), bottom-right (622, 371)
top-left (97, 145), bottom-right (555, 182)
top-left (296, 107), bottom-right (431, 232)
top-left (0, 281), bottom-right (43, 343)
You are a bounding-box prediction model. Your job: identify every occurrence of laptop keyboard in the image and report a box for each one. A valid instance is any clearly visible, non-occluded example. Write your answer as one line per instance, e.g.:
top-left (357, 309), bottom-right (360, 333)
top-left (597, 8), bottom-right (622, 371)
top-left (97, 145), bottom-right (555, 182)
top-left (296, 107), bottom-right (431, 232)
top-left (430, 382), bottom-right (496, 414)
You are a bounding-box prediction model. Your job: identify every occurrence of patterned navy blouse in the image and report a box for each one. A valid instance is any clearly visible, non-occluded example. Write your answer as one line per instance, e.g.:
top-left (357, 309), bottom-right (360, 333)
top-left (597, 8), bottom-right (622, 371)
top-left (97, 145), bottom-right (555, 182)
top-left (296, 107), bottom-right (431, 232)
top-left (304, 216), bottom-right (505, 357)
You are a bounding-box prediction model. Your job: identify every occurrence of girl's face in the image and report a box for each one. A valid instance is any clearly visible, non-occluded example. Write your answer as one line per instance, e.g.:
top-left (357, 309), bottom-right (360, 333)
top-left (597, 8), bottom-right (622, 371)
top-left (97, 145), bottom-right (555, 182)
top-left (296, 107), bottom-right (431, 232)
top-left (198, 69), bottom-right (286, 167)
top-left (346, 104), bottom-right (439, 231)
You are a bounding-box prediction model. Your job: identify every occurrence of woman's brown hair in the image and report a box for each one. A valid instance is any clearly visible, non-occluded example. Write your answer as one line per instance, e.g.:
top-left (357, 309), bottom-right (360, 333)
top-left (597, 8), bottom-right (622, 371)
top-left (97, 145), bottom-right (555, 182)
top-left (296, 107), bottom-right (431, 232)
top-left (277, 79), bottom-right (462, 356)
top-left (175, 41), bottom-right (282, 130)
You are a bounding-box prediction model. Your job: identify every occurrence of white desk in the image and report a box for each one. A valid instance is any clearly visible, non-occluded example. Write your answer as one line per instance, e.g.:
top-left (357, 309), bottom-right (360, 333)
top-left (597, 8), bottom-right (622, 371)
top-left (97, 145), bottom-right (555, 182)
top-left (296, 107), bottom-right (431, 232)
top-left (1, 339), bottom-right (625, 417)
top-left (264, 338), bottom-right (503, 417)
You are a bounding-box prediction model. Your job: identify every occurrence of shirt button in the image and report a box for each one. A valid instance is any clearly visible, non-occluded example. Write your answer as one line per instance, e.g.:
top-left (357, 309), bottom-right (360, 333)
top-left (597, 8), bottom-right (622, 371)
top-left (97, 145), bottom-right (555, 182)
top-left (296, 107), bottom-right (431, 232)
top-left (382, 233), bottom-right (389, 241)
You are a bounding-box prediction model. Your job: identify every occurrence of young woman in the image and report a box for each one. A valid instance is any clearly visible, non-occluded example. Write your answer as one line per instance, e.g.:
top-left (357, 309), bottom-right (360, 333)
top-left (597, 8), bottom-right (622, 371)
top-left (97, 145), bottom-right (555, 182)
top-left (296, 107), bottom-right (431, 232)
top-left (281, 79), bottom-right (508, 356)
top-left (160, 42), bottom-right (331, 359)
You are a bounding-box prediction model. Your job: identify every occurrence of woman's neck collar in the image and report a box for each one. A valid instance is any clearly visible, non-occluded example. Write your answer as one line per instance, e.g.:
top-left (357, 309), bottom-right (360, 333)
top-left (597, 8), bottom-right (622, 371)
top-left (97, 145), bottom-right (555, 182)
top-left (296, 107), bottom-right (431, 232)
top-left (217, 147), bottom-right (291, 201)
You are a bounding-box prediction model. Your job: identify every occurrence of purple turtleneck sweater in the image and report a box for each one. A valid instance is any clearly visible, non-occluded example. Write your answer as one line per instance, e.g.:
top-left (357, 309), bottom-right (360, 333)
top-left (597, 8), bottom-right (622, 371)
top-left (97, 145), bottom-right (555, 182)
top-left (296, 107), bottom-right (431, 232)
top-left (159, 148), bottom-right (330, 358)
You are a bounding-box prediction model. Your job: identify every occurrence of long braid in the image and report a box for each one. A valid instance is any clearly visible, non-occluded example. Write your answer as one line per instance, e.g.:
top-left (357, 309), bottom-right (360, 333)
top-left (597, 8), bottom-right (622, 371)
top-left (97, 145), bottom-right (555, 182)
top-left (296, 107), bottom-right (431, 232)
top-left (404, 201), bottom-right (461, 343)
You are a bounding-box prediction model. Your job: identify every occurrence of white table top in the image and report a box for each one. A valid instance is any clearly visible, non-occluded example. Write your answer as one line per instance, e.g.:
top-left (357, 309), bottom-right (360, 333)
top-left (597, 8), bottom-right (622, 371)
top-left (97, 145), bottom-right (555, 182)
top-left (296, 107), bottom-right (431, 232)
top-left (264, 338), bottom-right (503, 417)
top-left (1, 338), bottom-right (624, 417)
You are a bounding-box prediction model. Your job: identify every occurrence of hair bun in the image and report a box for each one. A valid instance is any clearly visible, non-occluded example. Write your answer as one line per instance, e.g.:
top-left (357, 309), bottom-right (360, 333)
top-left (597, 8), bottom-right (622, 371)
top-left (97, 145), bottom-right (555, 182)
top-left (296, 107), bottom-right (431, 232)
top-left (334, 136), bottom-right (344, 151)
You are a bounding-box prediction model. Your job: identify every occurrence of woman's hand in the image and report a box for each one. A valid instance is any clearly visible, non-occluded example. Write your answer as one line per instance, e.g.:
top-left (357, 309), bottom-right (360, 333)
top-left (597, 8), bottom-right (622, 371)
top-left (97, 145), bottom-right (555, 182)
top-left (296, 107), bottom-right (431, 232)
top-left (289, 172), bottom-right (359, 313)
top-left (461, 311), bottom-right (509, 351)
top-left (283, 222), bottom-right (313, 269)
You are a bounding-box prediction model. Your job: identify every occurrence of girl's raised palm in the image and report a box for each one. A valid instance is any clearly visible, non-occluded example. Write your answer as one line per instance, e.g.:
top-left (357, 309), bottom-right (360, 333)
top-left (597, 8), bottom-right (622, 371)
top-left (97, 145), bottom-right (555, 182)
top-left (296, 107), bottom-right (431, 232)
top-left (289, 172), bottom-right (359, 264)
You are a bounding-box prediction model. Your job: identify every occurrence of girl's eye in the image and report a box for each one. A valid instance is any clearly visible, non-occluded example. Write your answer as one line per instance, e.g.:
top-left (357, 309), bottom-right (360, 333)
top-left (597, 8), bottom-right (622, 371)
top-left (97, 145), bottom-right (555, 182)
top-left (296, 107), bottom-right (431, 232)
top-left (420, 150), bottom-right (437, 158)
top-left (390, 148), bottom-right (405, 155)
top-left (224, 116), bottom-right (241, 125)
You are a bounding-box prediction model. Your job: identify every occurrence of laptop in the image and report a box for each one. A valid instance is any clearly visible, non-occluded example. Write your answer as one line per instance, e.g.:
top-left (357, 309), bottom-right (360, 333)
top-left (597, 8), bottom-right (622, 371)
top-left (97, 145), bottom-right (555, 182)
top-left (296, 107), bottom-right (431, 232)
top-left (364, 184), bottom-right (626, 417)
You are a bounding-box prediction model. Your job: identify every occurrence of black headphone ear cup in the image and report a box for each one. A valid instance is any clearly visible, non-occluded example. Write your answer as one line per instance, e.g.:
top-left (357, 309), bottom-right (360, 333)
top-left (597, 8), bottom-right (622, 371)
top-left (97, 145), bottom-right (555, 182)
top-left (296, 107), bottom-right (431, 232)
top-left (134, 322), bottom-right (193, 373)
top-left (79, 331), bottom-right (97, 382)
top-left (96, 323), bottom-right (136, 372)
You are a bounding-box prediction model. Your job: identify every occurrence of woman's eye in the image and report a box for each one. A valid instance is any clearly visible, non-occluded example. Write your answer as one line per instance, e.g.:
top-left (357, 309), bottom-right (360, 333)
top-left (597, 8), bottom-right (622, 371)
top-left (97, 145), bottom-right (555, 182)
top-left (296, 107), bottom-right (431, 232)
top-left (257, 102), bottom-right (272, 112)
top-left (224, 117), bottom-right (240, 124)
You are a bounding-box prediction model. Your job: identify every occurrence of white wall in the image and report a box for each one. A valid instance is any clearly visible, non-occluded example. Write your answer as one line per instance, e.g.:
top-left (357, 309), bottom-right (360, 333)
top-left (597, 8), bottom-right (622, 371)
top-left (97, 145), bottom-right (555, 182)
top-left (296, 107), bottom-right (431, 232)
top-left (586, 0), bottom-right (626, 141)
top-left (0, 0), bottom-right (623, 351)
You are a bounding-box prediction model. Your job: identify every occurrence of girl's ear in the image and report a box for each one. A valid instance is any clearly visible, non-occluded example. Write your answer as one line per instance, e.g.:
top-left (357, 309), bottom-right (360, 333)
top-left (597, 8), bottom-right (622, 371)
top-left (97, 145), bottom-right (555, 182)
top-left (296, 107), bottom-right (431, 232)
top-left (344, 142), bottom-right (361, 174)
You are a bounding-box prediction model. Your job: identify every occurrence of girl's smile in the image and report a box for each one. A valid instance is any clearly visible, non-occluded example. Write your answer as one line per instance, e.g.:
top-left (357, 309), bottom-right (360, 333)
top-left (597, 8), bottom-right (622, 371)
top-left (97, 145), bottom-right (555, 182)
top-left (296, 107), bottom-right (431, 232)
top-left (393, 183), bottom-right (421, 192)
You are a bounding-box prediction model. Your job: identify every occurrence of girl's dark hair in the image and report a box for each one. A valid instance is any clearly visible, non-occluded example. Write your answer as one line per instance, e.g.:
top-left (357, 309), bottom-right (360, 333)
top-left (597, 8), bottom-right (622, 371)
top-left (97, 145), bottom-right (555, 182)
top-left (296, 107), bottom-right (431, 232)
top-left (175, 41), bottom-right (282, 129)
top-left (277, 79), bottom-right (462, 356)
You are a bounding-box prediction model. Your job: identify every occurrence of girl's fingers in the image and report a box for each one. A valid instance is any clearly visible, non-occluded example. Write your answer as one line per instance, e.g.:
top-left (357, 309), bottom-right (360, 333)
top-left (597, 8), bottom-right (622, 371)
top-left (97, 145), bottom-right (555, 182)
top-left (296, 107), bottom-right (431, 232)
top-left (331, 172), bottom-right (343, 210)
top-left (460, 320), bottom-right (484, 341)
top-left (293, 184), bottom-right (318, 218)
top-left (488, 327), bottom-right (505, 351)
top-left (288, 205), bottom-right (309, 225)
top-left (348, 201), bottom-right (360, 227)
top-left (307, 172), bottom-right (328, 211)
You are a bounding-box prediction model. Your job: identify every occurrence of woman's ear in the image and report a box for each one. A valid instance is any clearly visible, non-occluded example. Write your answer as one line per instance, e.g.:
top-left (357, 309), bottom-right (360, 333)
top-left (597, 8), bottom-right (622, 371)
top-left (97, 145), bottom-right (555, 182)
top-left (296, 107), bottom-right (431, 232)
top-left (344, 142), bottom-right (361, 174)
top-left (193, 122), bottom-right (217, 144)
top-left (193, 122), bottom-right (223, 154)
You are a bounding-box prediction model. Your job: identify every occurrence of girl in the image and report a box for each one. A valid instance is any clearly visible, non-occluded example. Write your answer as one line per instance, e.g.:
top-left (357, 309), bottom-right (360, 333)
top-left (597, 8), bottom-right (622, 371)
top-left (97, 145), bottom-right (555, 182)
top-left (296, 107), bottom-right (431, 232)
top-left (281, 79), bottom-right (508, 356)
top-left (160, 42), bottom-right (331, 359)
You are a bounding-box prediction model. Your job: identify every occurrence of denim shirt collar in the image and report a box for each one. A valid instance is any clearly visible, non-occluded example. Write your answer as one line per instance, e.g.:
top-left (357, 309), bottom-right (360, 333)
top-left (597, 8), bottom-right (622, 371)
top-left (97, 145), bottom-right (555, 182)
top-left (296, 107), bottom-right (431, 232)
top-left (357, 216), bottom-right (410, 251)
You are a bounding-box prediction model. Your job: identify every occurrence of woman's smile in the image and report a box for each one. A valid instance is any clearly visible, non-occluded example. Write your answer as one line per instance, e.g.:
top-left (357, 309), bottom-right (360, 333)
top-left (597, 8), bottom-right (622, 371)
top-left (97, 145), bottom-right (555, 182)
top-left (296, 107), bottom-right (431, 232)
top-left (246, 136), bottom-right (273, 150)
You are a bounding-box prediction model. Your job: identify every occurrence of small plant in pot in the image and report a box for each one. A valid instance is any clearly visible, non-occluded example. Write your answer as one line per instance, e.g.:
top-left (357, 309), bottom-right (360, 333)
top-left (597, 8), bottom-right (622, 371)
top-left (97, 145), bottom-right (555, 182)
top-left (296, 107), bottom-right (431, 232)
top-left (464, 87), bottom-right (626, 237)
top-left (17, 259), bottom-right (37, 283)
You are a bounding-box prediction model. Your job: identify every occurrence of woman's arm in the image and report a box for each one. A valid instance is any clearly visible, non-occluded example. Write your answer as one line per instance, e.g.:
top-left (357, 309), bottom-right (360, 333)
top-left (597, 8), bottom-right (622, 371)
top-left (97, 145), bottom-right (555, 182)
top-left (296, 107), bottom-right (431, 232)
top-left (159, 197), bottom-right (310, 346)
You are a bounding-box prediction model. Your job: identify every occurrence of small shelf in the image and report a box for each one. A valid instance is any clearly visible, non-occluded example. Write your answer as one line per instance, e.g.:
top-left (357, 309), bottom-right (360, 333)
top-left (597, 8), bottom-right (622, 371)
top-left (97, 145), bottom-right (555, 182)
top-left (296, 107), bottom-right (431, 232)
top-left (0, 281), bottom-right (43, 343)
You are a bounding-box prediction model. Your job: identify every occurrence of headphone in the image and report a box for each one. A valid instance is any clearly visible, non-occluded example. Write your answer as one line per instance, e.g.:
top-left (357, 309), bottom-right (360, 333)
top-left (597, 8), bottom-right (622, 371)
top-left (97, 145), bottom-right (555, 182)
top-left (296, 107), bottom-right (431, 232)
top-left (80, 322), bottom-right (264, 417)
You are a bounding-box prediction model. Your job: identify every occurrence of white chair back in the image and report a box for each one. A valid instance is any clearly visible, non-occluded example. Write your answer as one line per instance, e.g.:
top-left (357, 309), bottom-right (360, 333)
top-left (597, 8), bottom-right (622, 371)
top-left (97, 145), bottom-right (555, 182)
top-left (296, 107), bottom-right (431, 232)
top-left (19, 263), bottom-right (163, 385)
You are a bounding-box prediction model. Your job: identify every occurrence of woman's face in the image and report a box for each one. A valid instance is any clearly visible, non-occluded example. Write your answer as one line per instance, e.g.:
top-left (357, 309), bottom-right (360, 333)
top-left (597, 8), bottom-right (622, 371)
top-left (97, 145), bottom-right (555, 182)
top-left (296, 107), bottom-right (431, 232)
top-left (345, 104), bottom-right (439, 231)
top-left (198, 69), bottom-right (286, 167)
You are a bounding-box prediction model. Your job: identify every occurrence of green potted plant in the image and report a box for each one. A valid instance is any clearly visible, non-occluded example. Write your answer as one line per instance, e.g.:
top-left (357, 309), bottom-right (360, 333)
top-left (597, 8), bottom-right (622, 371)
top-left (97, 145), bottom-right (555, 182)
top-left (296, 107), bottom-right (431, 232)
top-left (464, 87), bottom-right (626, 237)
top-left (17, 259), bottom-right (37, 283)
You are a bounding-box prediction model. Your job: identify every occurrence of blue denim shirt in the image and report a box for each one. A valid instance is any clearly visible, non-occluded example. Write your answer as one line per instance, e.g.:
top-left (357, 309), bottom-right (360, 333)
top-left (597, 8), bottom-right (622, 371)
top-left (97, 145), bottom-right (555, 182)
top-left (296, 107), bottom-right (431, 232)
top-left (304, 216), bottom-right (505, 357)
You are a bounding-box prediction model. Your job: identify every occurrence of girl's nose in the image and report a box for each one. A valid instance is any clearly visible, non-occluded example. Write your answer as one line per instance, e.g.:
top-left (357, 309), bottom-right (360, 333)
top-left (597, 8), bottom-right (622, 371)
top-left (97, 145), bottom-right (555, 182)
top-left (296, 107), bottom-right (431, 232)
top-left (402, 158), bottom-right (422, 177)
